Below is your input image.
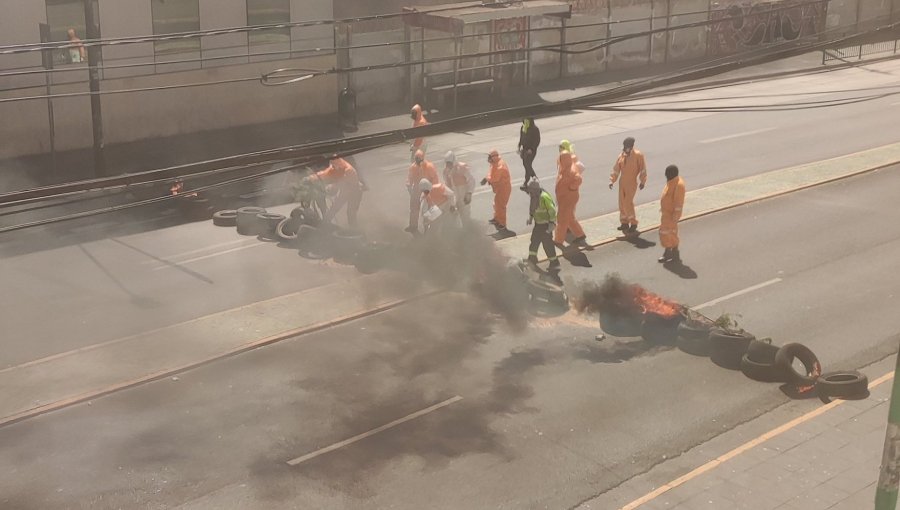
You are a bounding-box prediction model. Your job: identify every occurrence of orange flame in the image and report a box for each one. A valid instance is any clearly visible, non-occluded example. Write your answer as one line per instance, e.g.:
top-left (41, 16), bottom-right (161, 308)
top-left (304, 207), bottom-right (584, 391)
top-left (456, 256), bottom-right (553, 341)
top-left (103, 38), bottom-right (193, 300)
top-left (632, 285), bottom-right (682, 318)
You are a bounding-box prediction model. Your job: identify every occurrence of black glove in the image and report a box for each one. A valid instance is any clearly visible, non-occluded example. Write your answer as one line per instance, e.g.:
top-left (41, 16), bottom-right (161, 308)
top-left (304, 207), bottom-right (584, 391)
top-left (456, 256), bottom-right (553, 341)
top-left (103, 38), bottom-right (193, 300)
top-left (547, 222), bottom-right (556, 234)
top-left (480, 178), bottom-right (488, 186)
top-left (639, 183), bottom-right (645, 190)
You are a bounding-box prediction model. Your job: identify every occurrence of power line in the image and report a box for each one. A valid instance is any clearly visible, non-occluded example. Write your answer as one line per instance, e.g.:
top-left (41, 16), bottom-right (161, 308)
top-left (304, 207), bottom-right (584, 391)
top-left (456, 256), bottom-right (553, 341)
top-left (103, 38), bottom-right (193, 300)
top-left (0, 0), bottom-right (835, 103)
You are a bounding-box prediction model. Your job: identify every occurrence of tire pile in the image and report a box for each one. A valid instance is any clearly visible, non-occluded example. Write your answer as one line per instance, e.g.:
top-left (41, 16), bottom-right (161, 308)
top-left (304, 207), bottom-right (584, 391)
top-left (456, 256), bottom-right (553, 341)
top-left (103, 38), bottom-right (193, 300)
top-left (211, 206), bottom-right (369, 268)
top-left (675, 310), bottom-right (870, 400)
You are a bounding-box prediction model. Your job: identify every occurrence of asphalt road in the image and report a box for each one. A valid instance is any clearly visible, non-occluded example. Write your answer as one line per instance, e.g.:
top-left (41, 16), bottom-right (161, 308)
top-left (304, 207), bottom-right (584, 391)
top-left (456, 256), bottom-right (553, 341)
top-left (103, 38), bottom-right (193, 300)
top-left (2, 58), bottom-right (900, 369)
top-left (2, 165), bottom-right (899, 509)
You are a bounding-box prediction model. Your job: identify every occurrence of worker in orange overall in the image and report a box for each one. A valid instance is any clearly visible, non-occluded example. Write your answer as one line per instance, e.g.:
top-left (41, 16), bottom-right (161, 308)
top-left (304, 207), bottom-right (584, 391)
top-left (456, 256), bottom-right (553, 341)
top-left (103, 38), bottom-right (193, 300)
top-left (554, 150), bottom-right (589, 249)
top-left (658, 164), bottom-right (686, 264)
top-left (409, 104), bottom-right (429, 162)
top-left (443, 151), bottom-right (475, 221)
top-left (610, 137), bottom-right (647, 234)
top-left (309, 157), bottom-right (364, 228)
top-left (418, 178), bottom-right (457, 236)
top-left (406, 149), bottom-right (440, 235)
top-left (480, 149), bottom-right (512, 234)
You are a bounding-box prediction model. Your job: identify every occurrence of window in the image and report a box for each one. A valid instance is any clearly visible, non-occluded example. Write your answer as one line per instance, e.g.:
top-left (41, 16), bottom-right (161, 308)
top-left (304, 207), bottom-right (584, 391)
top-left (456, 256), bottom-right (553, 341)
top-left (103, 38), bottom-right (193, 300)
top-left (46, 0), bottom-right (99, 66)
top-left (247, 0), bottom-right (291, 47)
top-left (151, 0), bottom-right (200, 56)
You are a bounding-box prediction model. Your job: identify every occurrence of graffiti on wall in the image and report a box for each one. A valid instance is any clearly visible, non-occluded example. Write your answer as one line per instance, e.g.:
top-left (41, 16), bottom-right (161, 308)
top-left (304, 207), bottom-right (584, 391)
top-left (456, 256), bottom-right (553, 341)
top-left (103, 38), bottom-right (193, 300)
top-left (493, 17), bottom-right (527, 51)
top-left (709, 0), bottom-right (826, 55)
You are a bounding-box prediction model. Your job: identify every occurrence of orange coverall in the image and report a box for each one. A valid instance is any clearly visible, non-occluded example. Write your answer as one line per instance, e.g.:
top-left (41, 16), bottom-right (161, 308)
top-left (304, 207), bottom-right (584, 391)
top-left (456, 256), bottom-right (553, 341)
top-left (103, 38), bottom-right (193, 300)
top-left (411, 104), bottom-right (428, 151)
top-left (659, 176), bottom-right (686, 249)
top-left (554, 151), bottom-right (585, 244)
top-left (407, 158), bottom-right (440, 230)
top-left (316, 158), bottom-right (363, 227)
top-left (485, 157), bottom-right (511, 227)
top-left (610, 149), bottom-right (647, 226)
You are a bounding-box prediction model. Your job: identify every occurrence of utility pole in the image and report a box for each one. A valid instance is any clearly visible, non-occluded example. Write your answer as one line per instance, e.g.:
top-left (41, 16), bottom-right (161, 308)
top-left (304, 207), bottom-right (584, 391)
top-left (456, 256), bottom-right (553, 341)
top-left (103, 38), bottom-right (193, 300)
top-left (875, 351), bottom-right (900, 510)
top-left (83, 0), bottom-right (106, 177)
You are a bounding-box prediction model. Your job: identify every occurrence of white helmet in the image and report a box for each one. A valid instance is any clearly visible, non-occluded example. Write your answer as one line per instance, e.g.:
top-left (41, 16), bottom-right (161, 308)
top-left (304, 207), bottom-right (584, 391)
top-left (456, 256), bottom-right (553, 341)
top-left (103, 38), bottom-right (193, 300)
top-left (418, 178), bottom-right (433, 193)
top-left (444, 150), bottom-right (456, 165)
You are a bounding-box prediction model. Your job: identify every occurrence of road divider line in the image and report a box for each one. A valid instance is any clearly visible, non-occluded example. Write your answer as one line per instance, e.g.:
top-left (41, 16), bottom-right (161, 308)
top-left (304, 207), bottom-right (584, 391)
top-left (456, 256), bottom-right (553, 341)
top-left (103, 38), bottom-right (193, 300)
top-left (286, 396), bottom-right (463, 466)
top-left (699, 127), bottom-right (776, 144)
top-left (618, 370), bottom-right (894, 510)
top-left (693, 278), bottom-right (782, 310)
top-left (140, 238), bottom-right (253, 265)
top-left (151, 241), bottom-right (267, 270)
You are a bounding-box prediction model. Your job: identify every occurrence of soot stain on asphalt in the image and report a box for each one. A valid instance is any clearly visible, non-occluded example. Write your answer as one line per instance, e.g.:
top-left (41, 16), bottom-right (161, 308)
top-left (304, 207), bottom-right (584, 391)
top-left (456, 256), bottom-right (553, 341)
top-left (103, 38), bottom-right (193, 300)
top-left (572, 340), bottom-right (674, 364)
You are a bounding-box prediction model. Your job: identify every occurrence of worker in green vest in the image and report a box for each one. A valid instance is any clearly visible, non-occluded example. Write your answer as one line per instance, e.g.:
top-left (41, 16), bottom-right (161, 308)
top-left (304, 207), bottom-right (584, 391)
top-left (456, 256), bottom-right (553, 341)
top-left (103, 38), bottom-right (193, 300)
top-left (525, 179), bottom-right (561, 272)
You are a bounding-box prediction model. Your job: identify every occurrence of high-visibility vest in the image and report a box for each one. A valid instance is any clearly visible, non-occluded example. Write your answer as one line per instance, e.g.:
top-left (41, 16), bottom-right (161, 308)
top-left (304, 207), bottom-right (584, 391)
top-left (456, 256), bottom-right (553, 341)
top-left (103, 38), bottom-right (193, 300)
top-left (533, 191), bottom-right (557, 224)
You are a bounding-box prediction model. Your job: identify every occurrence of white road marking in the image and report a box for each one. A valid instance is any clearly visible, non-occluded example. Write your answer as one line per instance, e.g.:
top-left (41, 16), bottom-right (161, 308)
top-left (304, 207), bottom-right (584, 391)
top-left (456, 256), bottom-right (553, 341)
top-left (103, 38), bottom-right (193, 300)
top-left (693, 278), bottom-right (782, 310)
top-left (699, 127), bottom-right (776, 144)
top-left (140, 238), bottom-right (256, 265)
top-left (151, 242), bottom-right (267, 270)
top-left (286, 395), bottom-right (464, 466)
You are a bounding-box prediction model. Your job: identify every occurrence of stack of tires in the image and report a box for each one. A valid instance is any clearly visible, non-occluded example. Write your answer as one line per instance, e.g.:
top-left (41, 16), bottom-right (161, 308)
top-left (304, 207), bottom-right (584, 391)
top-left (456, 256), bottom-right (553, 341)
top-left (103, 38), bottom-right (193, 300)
top-left (674, 309), bottom-right (869, 400)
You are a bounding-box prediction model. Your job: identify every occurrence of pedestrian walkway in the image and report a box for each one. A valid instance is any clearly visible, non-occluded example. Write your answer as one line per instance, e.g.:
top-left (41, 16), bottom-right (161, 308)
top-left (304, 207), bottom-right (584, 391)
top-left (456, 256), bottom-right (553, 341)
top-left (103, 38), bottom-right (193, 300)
top-left (496, 140), bottom-right (900, 260)
top-left (577, 355), bottom-right (896, 510)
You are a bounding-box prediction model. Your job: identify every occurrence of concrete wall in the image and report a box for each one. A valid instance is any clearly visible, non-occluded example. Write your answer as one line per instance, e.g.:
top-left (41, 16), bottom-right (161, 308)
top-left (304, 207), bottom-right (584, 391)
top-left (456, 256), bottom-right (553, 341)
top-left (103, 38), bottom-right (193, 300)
top-left (529, 15), bottom-right (563, 81)
top-left (0, 0), bottom-right (336, 160)
top-left (349, 29), bottom-right (408, 107)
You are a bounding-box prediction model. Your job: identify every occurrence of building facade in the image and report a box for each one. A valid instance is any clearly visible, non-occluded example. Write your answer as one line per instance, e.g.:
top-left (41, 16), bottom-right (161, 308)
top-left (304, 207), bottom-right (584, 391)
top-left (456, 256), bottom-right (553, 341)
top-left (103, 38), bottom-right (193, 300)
top-left (0, 0), bottom-right (336, 160)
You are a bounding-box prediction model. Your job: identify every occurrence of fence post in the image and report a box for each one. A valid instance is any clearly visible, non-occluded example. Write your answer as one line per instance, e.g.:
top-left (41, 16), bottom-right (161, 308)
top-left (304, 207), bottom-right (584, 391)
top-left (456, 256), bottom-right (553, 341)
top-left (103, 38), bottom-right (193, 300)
top-left (875, 352), bottom-right (900, 510)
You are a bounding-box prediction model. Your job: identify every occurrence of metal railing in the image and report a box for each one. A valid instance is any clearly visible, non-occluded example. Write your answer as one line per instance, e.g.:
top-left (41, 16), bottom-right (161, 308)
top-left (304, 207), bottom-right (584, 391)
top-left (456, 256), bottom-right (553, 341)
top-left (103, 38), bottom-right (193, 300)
top-left (822, 38), bottom-right (900, 63)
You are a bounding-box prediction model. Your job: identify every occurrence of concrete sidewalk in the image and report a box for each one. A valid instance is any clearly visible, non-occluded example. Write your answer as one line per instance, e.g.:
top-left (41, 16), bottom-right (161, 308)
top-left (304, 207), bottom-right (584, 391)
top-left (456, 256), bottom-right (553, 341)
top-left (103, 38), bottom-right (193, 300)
top-left (577, 355), bottom-right (897, 510)
top-left (496, 140), bottom-right (900, 260)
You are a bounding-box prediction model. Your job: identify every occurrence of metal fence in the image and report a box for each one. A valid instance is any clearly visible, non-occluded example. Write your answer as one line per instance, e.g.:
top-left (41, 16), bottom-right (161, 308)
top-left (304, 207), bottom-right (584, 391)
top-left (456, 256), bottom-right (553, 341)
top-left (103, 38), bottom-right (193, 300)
top-left (822, 38), bottom-right (900, 63)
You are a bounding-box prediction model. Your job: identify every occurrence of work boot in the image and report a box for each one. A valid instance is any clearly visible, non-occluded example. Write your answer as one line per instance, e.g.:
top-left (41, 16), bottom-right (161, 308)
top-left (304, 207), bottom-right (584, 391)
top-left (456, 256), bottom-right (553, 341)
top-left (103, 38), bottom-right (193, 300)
top-left (573, 236), bottom-right (591, 250)
top-left (548, 259), bottom-right (561, 271)
top-left (628, 224), bottom-right (639, 233)
top-left (488, 218), bottom-right (498, 225)
top-left (670, 248), bottom-right (681, 264)
top-left (617, 223), bottom-right (628, 231)
top-left (658, 249), bottom-right (672, 263)
top-left (525, 255), bottom-right (539, 270)
top-left (519, 184), bottom-right (528, 192)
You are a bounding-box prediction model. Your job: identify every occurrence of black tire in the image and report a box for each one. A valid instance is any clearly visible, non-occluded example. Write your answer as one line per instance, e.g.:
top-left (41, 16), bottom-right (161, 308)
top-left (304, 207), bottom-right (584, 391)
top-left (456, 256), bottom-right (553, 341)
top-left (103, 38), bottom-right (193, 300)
top-left (599, 311), bottom-right (644, 337)
top-left (740, 353), bottom-right (786, 383)
top-left (212, 210), bottom-right (238, 227)
top-left (746, 339), bottom-right (779, 363)
top-left (676, 321), bottom-right (711, 356)
top-left (332, 229), bottom-right (365, 262)
top-left (180, 197), bottom-right (211, 221)
top-left (527, 279), bottom-right (566, 303)
top-left (276, 217), bottom-right (301, 241)
top-left (236, 207), bottom-right (266, 235)
top-left (816, 371), bottom-right (869, 399)
top-left (709, 329), bottom-right (755, 370)
top-left (256, 213), bottom-right (286, 238)
top-left (642, 313), bottom-right (682, 345)
top-left (774, 343), bottom-right (822, 392)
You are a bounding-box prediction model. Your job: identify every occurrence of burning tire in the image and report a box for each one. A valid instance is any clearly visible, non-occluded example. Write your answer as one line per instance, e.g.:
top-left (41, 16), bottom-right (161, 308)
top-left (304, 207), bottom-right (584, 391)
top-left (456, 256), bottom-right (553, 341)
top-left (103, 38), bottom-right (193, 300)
top-left (236, 207), bottom-right (266, 235)
top-left (598, 312), bottom-right (644, 337)
top-left (256, 213), bottom-right (286, 239)
top-left (527, 279), bottom-right (568, 310)
top-left (641, 313), bottom-right (682, 345)
top-left (212, 210), bottom-right (238, 227)
top-left (774, 343), bottom-right (822, 393)
top-left (331, 229), bottom-right (365, 265)
top-left (816, 371), bottom-right (869, 399)
top-left (676, 321), bottom-right (712, 357)
top-left (709, 329), bottom-right (755, 370)
top-left (276, 217), bottom-right (301, 242)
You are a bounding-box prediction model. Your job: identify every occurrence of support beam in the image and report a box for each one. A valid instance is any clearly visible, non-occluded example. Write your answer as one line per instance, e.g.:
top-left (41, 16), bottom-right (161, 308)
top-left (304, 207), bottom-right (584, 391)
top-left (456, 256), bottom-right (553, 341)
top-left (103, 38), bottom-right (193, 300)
top-left (84, 0), bottom-right (106, 177)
